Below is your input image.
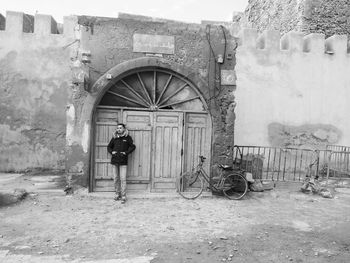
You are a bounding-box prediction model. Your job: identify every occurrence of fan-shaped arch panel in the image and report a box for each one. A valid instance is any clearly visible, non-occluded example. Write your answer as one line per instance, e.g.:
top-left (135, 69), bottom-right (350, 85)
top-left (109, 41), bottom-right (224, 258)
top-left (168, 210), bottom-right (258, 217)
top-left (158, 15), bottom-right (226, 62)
top-left (99, 69), bottom-right (206, 111)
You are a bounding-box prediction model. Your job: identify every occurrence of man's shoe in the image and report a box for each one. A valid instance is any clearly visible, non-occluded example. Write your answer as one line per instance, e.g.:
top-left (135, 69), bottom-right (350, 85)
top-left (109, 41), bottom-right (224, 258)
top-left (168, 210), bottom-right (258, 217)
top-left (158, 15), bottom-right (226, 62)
top-left (114, 195), bottom-right (122, 201)
top-left (121, 197), bottom-right (126, 204)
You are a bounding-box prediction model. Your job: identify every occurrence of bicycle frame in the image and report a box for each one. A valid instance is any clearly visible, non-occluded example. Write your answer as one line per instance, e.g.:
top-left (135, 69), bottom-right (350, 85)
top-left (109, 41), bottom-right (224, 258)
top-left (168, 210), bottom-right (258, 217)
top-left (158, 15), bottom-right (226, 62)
top-left (178, 155), bottom-right (249, 200)
top-left (194, 158), bottom-right (226, 193)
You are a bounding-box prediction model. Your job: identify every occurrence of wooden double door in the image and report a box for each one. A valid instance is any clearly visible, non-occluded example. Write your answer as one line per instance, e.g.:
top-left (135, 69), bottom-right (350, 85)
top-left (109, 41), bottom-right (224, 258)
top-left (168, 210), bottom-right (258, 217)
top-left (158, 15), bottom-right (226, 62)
top-left (93, 108), bottom-right (211, 192)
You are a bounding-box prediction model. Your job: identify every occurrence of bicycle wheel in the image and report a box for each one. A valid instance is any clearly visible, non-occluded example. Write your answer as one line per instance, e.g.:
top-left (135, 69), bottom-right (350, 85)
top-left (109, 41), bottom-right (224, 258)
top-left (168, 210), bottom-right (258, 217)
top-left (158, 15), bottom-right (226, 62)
top-left (222, 172), bottom-right (248, 200)
top-left (177, 171), bottom-right (204, 200)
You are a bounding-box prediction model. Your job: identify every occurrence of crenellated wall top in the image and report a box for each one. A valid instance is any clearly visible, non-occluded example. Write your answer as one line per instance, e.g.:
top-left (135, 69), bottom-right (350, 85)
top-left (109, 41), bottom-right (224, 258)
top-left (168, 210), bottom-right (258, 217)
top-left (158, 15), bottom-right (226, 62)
top-left (238, 28), bottom-right (350, 56)
top-left (0, 11), bottom-right (78, 39)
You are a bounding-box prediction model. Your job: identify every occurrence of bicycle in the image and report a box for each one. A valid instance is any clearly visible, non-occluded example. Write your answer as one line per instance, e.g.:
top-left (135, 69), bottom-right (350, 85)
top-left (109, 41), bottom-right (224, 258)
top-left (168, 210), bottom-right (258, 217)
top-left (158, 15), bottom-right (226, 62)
top-left (177, 155), bottom-right (248, 200)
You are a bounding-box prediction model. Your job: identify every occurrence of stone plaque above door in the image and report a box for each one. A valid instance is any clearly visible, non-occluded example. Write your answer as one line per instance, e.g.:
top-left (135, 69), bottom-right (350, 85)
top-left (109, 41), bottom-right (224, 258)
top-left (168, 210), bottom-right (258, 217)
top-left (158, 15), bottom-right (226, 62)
top-left (133, 34), bottom-right (175, 54)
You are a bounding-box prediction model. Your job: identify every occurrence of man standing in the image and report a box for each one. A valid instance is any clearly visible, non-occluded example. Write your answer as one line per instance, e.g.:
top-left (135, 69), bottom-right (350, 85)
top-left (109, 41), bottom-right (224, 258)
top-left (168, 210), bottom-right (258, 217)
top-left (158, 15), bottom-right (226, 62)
top-left (107, 123), bottom-right (136, 203)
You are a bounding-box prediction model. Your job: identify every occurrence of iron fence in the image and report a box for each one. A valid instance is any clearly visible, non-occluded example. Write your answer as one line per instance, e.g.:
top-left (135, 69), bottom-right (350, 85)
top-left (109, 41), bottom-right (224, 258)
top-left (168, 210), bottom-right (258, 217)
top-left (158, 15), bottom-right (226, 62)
top-left (326, 145), bottom-right (350, 152)
top-left (232, 145), bottom-right (350, 182)
top-left (325, 151), bottom-right (350, 184)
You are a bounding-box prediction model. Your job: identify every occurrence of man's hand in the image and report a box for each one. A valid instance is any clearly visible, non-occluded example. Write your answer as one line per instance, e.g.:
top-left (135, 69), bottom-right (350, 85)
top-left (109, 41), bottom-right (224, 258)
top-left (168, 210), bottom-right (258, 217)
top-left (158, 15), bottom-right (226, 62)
top-left (121, 152), bottom-right (126, 155)
top-left (112, 151), bottom-right (117, 155)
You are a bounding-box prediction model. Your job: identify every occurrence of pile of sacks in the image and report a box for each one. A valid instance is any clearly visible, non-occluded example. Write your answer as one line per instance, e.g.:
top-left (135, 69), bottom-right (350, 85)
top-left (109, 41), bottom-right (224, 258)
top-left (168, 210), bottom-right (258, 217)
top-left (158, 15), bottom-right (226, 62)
top-left (301, 176), bottom-right (335, 198)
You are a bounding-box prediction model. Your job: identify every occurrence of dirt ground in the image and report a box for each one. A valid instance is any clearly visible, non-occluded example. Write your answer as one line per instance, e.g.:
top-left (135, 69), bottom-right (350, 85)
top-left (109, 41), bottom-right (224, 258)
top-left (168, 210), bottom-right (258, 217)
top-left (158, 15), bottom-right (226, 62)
top-left (1, 184), bottom-right (350, 263)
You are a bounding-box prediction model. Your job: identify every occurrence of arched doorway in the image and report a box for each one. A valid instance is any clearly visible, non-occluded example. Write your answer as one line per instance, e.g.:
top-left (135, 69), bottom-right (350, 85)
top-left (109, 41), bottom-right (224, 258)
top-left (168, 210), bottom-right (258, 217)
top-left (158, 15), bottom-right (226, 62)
top-left (92, 67), bottom-right (212, 192)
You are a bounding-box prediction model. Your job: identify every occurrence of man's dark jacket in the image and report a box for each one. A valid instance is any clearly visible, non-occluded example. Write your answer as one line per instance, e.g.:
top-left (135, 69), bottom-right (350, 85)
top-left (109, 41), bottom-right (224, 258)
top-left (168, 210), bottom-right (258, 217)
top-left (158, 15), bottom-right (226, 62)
top-left (107, 132), bottom-right (136, 165)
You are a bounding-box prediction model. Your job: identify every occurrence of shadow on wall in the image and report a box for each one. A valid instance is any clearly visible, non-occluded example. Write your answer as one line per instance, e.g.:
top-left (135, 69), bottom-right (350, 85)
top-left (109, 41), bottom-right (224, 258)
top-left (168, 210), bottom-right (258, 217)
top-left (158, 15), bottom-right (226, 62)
top-left (268, 122), bottom-right (341, 149)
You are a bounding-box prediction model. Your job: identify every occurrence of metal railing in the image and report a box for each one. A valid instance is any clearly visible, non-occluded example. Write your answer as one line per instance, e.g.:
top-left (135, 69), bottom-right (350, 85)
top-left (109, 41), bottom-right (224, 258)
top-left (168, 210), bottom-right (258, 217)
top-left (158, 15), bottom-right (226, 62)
top-left (233, 145), bottom-right (350, 182)
top-left (325, 150), bottom-right (350, 183)
top-left (326, 145), bottom-right (350, 152)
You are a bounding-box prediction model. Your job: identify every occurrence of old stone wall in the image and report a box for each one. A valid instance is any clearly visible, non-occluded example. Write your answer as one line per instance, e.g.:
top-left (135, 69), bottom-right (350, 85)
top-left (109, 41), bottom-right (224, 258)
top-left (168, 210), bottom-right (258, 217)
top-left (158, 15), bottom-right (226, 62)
top-left (244, 0), bottom-right (305, 34)
top-left (0, 11), bottom-right (77, 171)
top-left (63, 14), bottom-right (238, 186)
top-left (302, 0), bottom-right (350, 37)
top-left (245, 0), bottom-right (350, 37)
top-left (235, 29), bottom-right (350, 149)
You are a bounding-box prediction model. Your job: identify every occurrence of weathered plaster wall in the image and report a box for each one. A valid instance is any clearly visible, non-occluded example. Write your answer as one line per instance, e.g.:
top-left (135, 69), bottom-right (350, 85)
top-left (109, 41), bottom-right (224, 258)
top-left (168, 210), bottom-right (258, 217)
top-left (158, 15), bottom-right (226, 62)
top-left (245, 0), bottom-right (350, 37)
top-left (0, 11), bottom-right (77, 171)
top-left (65, 14), bottom-right (238, 186)
top-left (235, 29), bottom-right (350, 149)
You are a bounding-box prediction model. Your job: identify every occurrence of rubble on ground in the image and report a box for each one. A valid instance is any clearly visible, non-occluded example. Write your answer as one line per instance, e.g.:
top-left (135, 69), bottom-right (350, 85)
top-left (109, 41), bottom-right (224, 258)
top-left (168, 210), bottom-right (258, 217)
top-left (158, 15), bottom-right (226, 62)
top-left (301, 177), bottom-right (335, 198)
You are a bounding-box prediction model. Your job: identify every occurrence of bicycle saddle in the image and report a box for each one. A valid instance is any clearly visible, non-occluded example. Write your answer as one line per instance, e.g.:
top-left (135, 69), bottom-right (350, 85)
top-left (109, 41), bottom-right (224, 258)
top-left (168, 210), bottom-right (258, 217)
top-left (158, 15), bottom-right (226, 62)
top-left (218, 164), bottom-right (233, 170)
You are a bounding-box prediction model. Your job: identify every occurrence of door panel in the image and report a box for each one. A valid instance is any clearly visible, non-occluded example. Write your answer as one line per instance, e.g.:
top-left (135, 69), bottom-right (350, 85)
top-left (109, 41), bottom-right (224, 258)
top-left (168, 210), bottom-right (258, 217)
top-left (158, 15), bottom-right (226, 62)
top-left (94, 109), bottom-right (152, 191)
top-left (123, 111), bottom-right (152, 182)
top-left (183, 113), bottom-right (211, 177)
top-left (152, 112), bottom-right (183, 191)
top-left (94, 109), bottom-right (122, 191)
top-left (93, 109), bottom-right (211, 192)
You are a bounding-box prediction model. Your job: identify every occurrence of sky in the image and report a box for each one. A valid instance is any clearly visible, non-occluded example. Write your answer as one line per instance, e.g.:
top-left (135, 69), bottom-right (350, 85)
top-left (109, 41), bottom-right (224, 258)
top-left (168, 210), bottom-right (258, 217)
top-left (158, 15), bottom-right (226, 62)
top-left (1, 0), bottom-right (249, 24)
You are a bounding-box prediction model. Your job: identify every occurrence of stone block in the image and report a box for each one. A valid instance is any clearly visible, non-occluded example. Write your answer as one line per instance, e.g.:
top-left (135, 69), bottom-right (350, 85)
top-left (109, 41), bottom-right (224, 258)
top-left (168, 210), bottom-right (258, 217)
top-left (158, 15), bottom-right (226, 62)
top-left (5, 11), bottom-right (34, 33)
top-left (237, 28), bottom-right (258, 48)
top-left (257, 30), bottom-right (280, 50)
top-left (63, 15), bottom-right (79, 38)
top-left (325, 35), bottom-right (348, 55)
top-left (133, 34), bottom-right (175, 54)
top-left (220, 70), bottom-right (236, 85)
top-left (303, 33), bottom-right (325, 54)
top-left (281, 31), bottom-right (304, 51)
top-left (34, 14), bottom-right (58, 35)
top-left (5, 11), bottom-right (24, 33)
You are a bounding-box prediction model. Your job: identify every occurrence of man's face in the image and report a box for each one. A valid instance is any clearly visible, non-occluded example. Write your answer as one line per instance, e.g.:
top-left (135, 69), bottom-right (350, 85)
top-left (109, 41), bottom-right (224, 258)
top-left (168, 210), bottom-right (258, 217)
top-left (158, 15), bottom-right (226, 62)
top-left (116, 125), bottom-right (125, 134)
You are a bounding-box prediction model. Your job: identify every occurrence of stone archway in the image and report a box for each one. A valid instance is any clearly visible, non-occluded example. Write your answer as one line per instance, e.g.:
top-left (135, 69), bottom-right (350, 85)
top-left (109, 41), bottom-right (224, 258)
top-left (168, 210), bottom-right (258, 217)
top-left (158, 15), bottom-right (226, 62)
top-left (74, 58), bottom-right (211, 190)
top-left (91, 65), bottom-right (212, 192)
top-left (79, 57), bottom-right (211, 133)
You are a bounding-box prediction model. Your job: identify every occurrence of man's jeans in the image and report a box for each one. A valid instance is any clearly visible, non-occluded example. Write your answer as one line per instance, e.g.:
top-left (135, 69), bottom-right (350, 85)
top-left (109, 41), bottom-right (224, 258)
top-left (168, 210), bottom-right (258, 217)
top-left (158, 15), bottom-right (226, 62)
top-left (113, 165), bottom-right (127, 197)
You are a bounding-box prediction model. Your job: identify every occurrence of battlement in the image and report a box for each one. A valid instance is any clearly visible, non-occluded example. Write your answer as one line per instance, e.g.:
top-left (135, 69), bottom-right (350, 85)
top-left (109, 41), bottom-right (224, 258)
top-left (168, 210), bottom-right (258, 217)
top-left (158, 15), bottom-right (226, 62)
top-left (238, 28), bottom-right (350, 55)
top-left (0, 11), bottom-right (78, 38)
